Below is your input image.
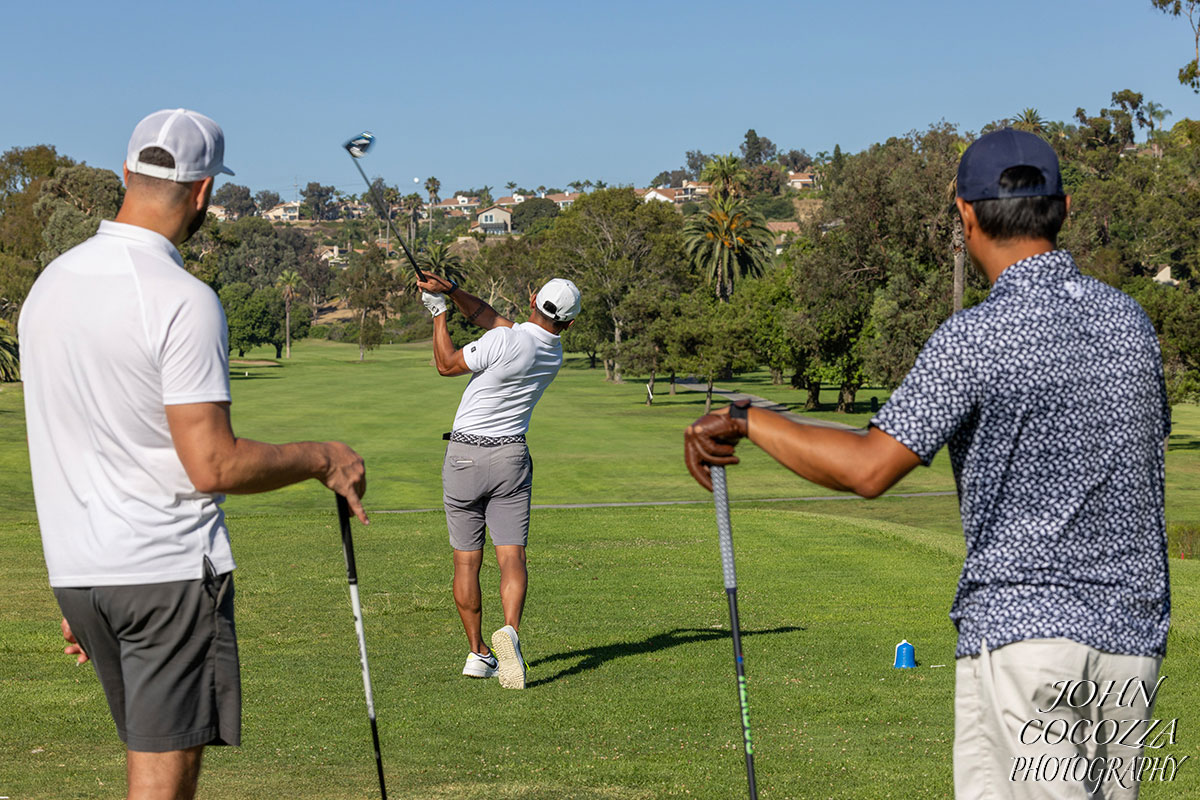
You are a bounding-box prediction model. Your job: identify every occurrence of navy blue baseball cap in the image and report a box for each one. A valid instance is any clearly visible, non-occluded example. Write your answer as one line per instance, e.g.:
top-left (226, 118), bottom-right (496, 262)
top-left (956, 128), bottom-right (1063, 202)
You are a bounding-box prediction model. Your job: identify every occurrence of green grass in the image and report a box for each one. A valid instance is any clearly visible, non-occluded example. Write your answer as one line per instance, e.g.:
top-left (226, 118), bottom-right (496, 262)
top-left (1, 340), bottom-right (1198, 798)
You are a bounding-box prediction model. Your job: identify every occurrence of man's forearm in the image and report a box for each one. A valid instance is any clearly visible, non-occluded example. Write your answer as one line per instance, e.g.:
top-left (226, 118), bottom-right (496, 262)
top-left (431, 314), bottom-right (459, 374)
top-left (447, 286), bottom-right (505, 329)
top-left (206, 438), bottom-right (332, 495)
top-left (744, 408), bottom-right (920, 498)
top-left (166, 402), bottom-right (367, 524)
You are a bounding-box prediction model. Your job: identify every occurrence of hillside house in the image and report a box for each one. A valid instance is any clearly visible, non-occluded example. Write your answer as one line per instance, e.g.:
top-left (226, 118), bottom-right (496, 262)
top-left (495, 194), bottom-right (531, 207)
top-left (543, 192), bottom-right (581, 210)
top-left (643, 187), bottom-right (680, 204)
top-left (474, 205), bottom-right (513, 235)
top-left (767, 221), bottom-right (801, 255)
top-left (262, 201), bottom-right (301, 222)
top-left (787, 171), bottom-right (816, 190)
top-left (1153, 266), bottom-right (1179, 287)
top-left (337, 200), bottom-right (371, 219)
top-left (430, 195), bottom-right (481, 215)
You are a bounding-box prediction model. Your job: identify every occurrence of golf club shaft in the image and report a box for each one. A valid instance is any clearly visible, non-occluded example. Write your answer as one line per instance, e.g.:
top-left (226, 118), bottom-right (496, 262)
top-left (711, 466), bottom-right (758, 800)
top-left (337, 495), bottom-right (388, 800)
top-left (349, 157), bottom-right (426, 282)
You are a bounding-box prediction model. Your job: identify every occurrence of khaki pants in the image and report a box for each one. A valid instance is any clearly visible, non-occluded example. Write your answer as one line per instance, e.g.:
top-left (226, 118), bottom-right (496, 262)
top-left (955, 639), bottom-right (1162, 800)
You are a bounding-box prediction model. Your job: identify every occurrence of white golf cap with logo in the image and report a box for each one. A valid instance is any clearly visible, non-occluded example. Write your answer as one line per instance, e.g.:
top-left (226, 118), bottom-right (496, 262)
top-left (126, 108), bottom-right (235, 182)
top-left (535, 278), bottom-right (581, 322)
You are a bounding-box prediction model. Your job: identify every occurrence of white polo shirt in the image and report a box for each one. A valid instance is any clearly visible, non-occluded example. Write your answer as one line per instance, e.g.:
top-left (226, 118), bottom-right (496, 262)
top-left (451, 322), bottom-right (563, 437)
top-left (19, 220), bottom-right (235, 587)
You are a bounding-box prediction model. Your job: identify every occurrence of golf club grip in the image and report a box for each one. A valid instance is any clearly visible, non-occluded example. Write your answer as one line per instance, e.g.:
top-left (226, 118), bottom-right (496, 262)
top-left (336, 494), bottom-right (358, 584)
top-left (711, 466), bottom-right (738, 590)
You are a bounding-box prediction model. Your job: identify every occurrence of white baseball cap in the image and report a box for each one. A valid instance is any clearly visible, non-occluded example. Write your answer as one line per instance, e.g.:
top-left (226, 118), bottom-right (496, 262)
top-left (126, 108), bottom-right (234, 182)
top-left (535, 278), bottom-right (582, 322)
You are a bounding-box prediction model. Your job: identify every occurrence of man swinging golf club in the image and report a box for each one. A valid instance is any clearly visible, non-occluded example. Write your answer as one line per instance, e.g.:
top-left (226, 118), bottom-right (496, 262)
top-left (417, 272), bottom-right (580, 689)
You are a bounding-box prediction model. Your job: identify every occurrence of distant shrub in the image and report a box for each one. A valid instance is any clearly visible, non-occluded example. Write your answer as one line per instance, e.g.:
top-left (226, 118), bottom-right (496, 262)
top-left (748, 195), bottom-right (795, 221)
top-left (1168, 523), bottom-right (1199, 559)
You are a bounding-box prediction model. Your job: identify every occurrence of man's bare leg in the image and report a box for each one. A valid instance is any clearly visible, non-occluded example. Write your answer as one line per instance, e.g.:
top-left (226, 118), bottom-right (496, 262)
top-left (127, 746), bottom-right (204, 800)
top-left (452, 548), bottom-right (489, 654)
top-left (494, 545), bottom-right (527, 631)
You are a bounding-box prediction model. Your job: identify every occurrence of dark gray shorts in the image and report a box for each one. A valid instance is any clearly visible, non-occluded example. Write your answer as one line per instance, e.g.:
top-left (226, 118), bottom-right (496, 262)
top-left (443, 441), bottom-right (533, 550)
top-left (53, 564), bottom-right (241, 752)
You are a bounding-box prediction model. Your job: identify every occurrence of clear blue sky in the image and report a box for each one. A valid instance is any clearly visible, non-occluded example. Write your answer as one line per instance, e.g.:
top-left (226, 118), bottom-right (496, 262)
top-left (2, 0), bottom-right (1195, 201)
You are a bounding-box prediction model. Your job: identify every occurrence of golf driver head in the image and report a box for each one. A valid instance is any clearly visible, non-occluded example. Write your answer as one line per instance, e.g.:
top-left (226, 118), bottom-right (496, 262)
top-left (344, 132), bottom-right (375, 159)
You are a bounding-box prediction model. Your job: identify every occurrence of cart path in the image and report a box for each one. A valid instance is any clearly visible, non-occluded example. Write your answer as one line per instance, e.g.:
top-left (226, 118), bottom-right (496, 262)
top-left (670, 378), bottom-right (859, 430)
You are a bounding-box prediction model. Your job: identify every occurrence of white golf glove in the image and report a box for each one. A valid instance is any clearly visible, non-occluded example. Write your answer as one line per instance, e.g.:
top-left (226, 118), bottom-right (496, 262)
top-left (421, 291), bottom-right (448, 318)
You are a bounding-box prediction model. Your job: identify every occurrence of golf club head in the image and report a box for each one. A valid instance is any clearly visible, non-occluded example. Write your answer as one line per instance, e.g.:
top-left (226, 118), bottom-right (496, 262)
top-left (344, 132), bottom-right (375, 159)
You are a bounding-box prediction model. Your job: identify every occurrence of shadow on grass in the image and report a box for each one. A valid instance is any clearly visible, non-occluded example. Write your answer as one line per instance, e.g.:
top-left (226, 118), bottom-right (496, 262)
top-left (229, 374), bottom-right (282, 381)
top-left (527, 625), bottom-right (804, 687)
top-left (1168, 435), bottom-right (1200, 451)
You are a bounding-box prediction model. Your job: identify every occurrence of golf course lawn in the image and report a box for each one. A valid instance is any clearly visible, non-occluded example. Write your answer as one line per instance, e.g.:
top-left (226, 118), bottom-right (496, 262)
top-left (1, 340), bottom-right (1197, 798)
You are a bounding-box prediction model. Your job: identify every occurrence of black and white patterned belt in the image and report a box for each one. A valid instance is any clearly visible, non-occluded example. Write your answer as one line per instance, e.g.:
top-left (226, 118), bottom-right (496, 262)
top-left (446, 431), bottom-right (526, 447)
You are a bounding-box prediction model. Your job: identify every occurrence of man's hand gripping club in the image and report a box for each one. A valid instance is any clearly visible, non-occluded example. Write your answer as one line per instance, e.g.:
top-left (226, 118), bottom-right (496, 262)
top-left (685, 400), bottom-right (751, 492)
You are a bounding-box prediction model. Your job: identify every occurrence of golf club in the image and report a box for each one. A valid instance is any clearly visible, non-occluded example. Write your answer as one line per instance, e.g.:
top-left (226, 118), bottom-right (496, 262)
top-left (336, 493), bottom-right (388, 800)
top-left (342, 131), bottom-right (426, 282)
top-left (711, 465), bottom-right (759, 800)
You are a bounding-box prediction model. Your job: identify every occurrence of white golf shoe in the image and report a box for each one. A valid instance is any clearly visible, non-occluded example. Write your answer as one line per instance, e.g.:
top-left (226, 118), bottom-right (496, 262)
top-left (462, 650), bottom-right (498, 678)
top-left (491, 625), bottom-right (527, 689)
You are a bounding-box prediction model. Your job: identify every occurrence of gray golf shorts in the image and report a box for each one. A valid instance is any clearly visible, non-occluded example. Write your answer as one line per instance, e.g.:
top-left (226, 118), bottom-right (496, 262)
top-left (443, 440), bottom-right (533, 550)
top-left (53, 563), bottom-right (241, 752)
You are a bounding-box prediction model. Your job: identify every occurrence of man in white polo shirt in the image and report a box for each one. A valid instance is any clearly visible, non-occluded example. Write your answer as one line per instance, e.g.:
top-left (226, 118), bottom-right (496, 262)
top-left (19, 108), bottom-right (367, 799)
top-left (417, 272), bottom-right (580, 689)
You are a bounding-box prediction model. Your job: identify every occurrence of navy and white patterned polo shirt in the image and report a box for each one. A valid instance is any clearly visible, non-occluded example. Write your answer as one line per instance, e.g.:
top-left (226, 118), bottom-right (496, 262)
top-left (871, 250), bottom-right (1171, 659)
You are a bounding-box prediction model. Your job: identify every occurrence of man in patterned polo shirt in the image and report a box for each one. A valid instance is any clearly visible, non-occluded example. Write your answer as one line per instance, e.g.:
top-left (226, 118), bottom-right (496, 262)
top-left (684, 128), bottom-right (1170, 799)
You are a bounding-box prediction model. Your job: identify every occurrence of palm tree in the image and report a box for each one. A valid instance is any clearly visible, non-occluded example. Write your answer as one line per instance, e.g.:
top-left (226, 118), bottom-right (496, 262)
top-left (593, 179), bottom-right (608, 190)
top-left (1045, 120), bottom-right (1070, 141)
top-left (424, 176), bottom-right (441, 237)
top-left (424, 176), bottom-right (441, 206)
top-left (417, 241), bottom-right (469, 287)
top-left (402, 193), bottom-right (424, 242)
top-left (1140, 101), bottom-right (1173, 157)
top-left (381, 184), bottom-right (400, 252)
top-left (505, 181), bottom-right (517, 195)
top-left (1012, 108), bottom-right (1046, 134)
top-left (699, 154), bottom-right (748, 200)
top-left (682, 193), bottom-right (773, 302)
top-left (275, 269), bottom-right (305, 359)
top-left (0, 320), bottom-right (19, 381)
top-left (1140, 100), bottom-right (1171, 134)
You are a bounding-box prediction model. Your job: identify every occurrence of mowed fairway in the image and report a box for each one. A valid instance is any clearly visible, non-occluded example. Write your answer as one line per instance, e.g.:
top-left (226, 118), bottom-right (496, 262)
top-left (2, 340), bottom-right (1198, 799)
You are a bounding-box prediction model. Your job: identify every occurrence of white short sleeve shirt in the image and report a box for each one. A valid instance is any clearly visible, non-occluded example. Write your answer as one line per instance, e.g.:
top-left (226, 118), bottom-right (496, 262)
top-left (19, 220), bottom-right (235, 587)
top-left (451, 322), bottom-right (563, 437)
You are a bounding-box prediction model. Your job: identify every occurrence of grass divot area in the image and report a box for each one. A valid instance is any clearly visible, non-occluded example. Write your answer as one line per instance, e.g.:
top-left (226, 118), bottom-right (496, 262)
top-left (2, 339), bottom-right (1198, 797)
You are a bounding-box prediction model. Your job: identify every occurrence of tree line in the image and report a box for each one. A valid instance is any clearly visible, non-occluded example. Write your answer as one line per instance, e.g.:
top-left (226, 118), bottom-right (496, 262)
top-left (1, 90), bottom-right (1198, 404)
